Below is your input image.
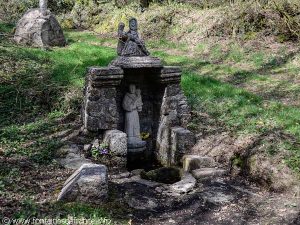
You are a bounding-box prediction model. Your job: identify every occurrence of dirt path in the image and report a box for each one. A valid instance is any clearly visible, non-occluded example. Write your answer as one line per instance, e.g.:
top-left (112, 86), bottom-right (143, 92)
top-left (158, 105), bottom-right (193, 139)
top-left (128, 177), bottom-right (300, 225)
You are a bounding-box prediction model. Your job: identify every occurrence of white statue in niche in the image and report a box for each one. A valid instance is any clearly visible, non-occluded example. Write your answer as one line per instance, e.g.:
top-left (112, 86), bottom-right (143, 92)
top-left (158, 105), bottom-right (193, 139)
top-left (122, 84), bottom-right (146, 148)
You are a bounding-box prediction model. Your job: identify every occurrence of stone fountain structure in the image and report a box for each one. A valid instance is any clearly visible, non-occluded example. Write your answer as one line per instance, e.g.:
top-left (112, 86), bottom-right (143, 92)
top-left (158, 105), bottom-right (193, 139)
top-left (14, 0), bottom-right (66, 47)
top-left (82, 18), bottom-right (195, 170)
top-left (57, 18), bottom-right (228, 205)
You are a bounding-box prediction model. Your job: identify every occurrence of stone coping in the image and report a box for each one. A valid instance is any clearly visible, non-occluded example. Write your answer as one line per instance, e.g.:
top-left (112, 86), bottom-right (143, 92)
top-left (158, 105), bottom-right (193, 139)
top-left (109, 56), bottom-right (163, 68)
top-left (87, 66), bottom-right (124, 76)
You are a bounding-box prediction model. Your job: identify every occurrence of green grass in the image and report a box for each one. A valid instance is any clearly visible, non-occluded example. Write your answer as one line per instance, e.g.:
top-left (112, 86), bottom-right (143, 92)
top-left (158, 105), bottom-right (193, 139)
top-left (0, 25), bottom-right (117, 163)
top-left (181, 72), bottom-right (300, 136)
top-left (0, 23), bottom-right (14, 33)
top-left (152, 41), bottom-right (300, 171)
top-left (11, 201), bottom-right (121, 225)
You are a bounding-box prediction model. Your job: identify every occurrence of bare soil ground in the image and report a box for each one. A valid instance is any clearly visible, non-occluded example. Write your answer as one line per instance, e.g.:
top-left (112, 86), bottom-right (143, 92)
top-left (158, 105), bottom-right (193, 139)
top-left (116, 176), bottom-right (300, 225)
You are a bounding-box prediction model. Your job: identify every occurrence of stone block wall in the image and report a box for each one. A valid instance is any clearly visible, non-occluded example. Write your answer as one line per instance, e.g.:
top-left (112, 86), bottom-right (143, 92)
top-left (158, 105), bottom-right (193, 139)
top-left (156, 67), bottom-right (195, 166)
top-left (83, 67), bottom-right (123, 132)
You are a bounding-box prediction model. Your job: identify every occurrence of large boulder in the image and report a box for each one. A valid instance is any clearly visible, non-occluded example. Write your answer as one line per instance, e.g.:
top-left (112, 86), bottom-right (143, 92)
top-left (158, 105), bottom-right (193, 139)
top-left (14, 9), bottom-right (66, 47)
top-left (57, 163), bottom-right (108, 204)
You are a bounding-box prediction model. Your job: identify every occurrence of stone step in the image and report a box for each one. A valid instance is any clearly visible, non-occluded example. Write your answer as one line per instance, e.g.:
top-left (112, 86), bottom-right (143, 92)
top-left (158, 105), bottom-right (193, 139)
top-left (169, 172), bottom-right (196, 194)
top-left (191, 168), bottom-right (227, 180)
top-left (183, 155), bottom-right (215, 172)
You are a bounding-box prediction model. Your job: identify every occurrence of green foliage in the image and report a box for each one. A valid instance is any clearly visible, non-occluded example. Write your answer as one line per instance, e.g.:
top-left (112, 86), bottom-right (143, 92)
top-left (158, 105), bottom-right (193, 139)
top-left (49, 0), bottom-right (75, 14)
top-left (9, 200), bottom-right (118, 224)
top-left (0, 115), bottom-right (63, 163)
top-left (181, 72), bottom-right (300, 137)
top-left (0, 0), bottom-right (74, 23)
top-left (211, 0), bottom-right (300, 41)
top-left (0, 0), bottom-right (38, 23)
top-left (0, 27), bottom-right (116, 127)
top-left (91, 143), bottom-right (109, 160)
top-left (232, 154), bottom-right (244, 168)
top-left (283, 142), bottom-right (300, 173)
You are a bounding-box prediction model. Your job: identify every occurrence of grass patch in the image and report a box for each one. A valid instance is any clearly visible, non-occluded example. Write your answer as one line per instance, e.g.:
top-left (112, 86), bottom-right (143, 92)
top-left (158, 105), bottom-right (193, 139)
top-left (0, 24), bottom-right (116, 162)
top-left (151, 44), bottom-right (300, 172)
top-left (11, 201), bottom-right (122, 225)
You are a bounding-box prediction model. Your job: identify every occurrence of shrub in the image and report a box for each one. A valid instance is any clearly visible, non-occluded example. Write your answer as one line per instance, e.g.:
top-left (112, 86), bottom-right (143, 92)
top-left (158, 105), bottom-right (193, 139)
top-left (0, 0), bottom-right (38, 24)
top-left (210, 0), bottom-right (300, 41)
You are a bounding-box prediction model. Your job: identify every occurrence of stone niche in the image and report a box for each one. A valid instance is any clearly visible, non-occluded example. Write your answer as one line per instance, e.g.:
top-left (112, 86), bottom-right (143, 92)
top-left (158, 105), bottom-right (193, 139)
top-left (82, 19), bottom-right (195, 170)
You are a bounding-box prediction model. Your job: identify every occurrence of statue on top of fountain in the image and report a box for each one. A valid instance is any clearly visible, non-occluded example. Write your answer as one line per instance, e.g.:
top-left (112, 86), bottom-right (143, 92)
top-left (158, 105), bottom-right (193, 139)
top-left (117, 18), bottom-right (150, 57)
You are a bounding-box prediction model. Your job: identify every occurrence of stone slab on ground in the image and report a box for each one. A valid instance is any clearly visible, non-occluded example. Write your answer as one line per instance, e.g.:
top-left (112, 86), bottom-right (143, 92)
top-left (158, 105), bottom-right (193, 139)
top-left (183, 155), bottom-right (215, 172)
top-left (57, 163), bottom-right (108, 204)
top-left (169, 172), bottom-right (196, 193)
top-left (192, 168), bottom-right (227, 180)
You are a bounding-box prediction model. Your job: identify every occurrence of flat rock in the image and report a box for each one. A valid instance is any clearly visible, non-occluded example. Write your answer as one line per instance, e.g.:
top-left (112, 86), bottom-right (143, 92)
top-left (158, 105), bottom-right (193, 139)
top-left (134, 178), bottom-right (162, 188)
top-left (170, 173), bottom-right (196, 193)
top-left (111, 175), bottom-right (140, 184)
top-left (130, 169), bottom-right (144, 176)
top-left (109, 171), bottom-right (131, 179)
top-left (57, 163), bottom-right (108, 204)
top-left (183, 155), bottom-right (215, 172)
top-left (192, 168), bottom-right (227, 179)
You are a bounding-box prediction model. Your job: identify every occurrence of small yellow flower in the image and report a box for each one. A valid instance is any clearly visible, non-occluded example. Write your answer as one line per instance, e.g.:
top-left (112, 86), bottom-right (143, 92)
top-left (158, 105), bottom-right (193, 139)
top-left (140, 132), bottom-right (150, 140)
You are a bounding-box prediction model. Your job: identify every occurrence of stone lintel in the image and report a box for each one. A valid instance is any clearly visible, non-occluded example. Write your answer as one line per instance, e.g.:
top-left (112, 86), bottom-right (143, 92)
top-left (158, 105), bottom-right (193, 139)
top-left (88, 66), bottom-right (124, 87)
top-left (88, 66), bottom-right (123, 76)
top-left (109, 56), bottom-right (163, 69)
